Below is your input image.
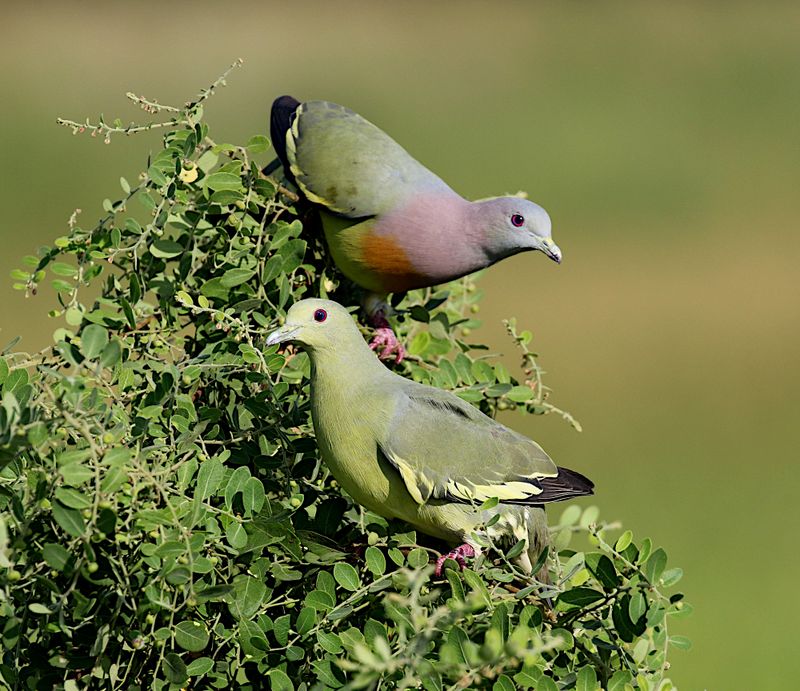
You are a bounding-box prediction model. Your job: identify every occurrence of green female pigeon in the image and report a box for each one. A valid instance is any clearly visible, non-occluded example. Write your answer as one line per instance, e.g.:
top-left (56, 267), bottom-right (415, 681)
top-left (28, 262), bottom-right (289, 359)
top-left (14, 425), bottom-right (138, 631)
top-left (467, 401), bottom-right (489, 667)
top-left (268, 96), bottom-right (562, 362)
top-left (266, 299), bottom-right (593, 577)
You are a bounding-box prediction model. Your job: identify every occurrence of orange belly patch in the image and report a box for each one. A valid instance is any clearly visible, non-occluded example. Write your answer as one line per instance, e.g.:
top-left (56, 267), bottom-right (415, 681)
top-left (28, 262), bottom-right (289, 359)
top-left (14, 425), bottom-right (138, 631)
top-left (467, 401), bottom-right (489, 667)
top-left (361, 233), bottom-right (426, 293)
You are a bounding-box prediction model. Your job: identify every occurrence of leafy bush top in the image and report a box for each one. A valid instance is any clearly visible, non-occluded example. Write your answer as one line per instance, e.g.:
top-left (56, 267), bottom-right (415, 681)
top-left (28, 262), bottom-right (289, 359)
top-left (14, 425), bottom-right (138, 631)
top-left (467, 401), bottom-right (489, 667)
top-left (0, 65), bottom-right (689, 691)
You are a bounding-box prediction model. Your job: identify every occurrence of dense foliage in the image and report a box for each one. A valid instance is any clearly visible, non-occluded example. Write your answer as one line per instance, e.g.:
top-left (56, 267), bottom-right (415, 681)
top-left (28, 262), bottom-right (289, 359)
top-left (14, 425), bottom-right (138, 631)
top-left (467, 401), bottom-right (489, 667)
top-left (0, 65), bottom-right (690, 690)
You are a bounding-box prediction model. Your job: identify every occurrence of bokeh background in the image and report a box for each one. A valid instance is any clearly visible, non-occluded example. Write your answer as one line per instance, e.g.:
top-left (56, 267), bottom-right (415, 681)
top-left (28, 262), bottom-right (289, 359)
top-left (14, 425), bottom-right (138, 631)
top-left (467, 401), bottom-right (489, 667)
top-left (2, 2), bottom-right (798, 687)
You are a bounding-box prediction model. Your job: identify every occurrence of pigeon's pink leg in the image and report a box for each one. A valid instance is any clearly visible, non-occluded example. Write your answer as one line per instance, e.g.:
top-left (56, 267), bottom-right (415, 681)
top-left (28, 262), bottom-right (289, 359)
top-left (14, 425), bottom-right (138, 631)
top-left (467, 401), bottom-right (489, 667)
top-left (368, 311), bottom-right (405, 364)
top-left (434, 543), bottom-right (476, 576)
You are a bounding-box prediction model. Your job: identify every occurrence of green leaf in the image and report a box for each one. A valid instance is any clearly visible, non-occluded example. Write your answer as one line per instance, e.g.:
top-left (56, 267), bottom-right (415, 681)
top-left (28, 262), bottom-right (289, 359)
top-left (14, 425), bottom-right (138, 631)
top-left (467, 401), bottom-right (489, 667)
top-left (422, 671), bottom-right (443, 691)
top-left (52, 501), bottom-right (85, 537)
top-left (242, 477), bottom-right (266, 514)
top-left (196, 458), bottom-right (224, 500)
top-left (147, 165), bottom-right (169, 186)
top-left (54, 487), bottom-right (92, 510)
top-left (446, 568), bottom-right (465, 601)
top-left (50, 262), bottom-right (77, 277)
top-left (507, 385), bottom-right (534, 402)
top-left (304, 589), bottom-right (335, 611)
top-left (446, 626), bottom-right (470, 665)
top-left (669, 635), bottom-right (693, 651)
top-left (163, 652), bottom-right (188, 684)
top-left (186, 657), bottom-right (214, 677)
top-left (205, 171), bottom-right (243, 191)
top-left (557, 587), bottom-right (604, 608)
top-left (506, 539), bottom-right (527, 560)
top-left (365, 546), bottom-right (386, 576)
top-left (227, 575), bottom-right (267, 620)
top-left (268, 669), bottom-right (294, 691)
top-left (246, 134), bottom-right (270, 153)
top-left (408, 331), bottom-right (431, 356)
top-left (535, 677), bottom-right (558, 691)
top-left (295, 607), bottom-right (316, 636)
top-left (52, 279), bottom-right (73, 293)
top-left (513, 667), bottom-right (543, 689)
top-left (81, 323), bottom-right (108, 359)
top-left (462, 569), bottom-right (491, 605)
top-left (60, 462), bottom-right (94, 487)
top-left (615, 529), bottom-right (633, 551)
top-left (607, 670), bottom-right (632, 691)
top-left (559, 505), bottom-right (581, 526)
top-left (272, 614), bottom-right (292, 645)
top-left (575, 665), bottom-right (598, 691)
top-left (661, 567), bottom-right (684, 587)
top-left (311, 660), bottom-right (344, 688)
top-left (150, 239), bottom-right (183, 258)
top-left (175, 620), bottom-right (209, 652)
top-left (586, 553), bottom-right (619, 589)
top-left (225, 520), bottom-right (247, 549)
top-left (239, 619), bottom-right (268, 657)
top-left (333, 562), bottom-right (361, 591)
top-left (317, 569), bottom-right (336, 597)
top-left (493, 675), bottom-right (516, 691)
top-left (629, 591), bottom-right (647, 622)
top-left (317, 630), bottom-right (342, 654)
top-left (645, 548), bottom-right (668, 584)
top-left (42, 543), bottom-right (71, 571)
top-left (220, 267), bottom-right (256, 287)
top-left (407, 547), bottom-right (429, 569)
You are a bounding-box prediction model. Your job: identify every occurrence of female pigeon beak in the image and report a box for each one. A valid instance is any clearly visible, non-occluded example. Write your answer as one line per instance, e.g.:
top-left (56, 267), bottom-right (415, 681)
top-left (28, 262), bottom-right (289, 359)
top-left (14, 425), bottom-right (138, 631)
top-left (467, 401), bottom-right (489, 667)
top-left (541, 238), bottom-right (562, 264)
top-left (266, 324), bottom-right (300, 347)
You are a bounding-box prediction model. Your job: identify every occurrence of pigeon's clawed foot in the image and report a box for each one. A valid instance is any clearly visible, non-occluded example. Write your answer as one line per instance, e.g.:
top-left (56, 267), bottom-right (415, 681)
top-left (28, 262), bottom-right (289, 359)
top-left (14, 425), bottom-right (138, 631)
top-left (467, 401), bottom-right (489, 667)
top-left (369, 326), bottom-right (405, 363)
top-left (368, 311), bottom-right (405, 364)
top-left (435, 543), bottom-right (476, 576)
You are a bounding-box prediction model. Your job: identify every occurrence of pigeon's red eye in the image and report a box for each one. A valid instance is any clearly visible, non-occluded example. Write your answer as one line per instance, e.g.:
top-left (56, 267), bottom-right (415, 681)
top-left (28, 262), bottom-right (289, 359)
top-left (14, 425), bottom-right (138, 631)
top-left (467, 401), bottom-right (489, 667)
top-left (313, 309), bottom-right (327, 323)
top-left (510, 214), bottom-right (525, 227)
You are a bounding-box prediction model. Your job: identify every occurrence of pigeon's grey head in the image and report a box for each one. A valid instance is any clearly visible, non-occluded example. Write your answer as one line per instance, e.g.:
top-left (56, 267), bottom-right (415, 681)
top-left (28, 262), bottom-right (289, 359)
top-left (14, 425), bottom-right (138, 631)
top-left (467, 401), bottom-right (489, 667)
top-left (476, 197), bottom-right (561, 265)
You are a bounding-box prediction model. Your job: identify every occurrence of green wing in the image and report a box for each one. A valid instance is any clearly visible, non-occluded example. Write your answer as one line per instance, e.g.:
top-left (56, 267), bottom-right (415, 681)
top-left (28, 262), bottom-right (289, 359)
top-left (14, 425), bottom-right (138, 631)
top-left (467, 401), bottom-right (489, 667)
top-left (286, 100), bottom-right (452, 217)
top-left (379, 383), bottom-right (564, 506)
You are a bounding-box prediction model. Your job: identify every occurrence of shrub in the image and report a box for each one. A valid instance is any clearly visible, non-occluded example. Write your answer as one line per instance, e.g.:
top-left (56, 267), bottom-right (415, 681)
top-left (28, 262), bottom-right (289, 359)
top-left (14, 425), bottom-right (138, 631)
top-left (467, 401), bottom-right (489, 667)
top-left (0, 64), bottom-right (689, 690)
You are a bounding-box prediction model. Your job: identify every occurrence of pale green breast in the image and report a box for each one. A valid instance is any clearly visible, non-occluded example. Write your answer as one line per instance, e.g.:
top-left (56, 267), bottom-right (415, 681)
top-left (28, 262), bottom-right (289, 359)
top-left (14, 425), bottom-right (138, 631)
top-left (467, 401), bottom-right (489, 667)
top-left (309, 369), bottom-right (477, 541)
top-left (310, 372), bottom-right (405, 511)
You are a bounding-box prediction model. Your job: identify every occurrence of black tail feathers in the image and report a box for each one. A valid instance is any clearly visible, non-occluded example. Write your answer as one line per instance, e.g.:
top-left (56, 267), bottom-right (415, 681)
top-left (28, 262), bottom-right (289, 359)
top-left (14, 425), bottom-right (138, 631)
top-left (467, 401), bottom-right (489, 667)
top-left (268, 95), bottom-right (301, 182)
top-left (536, 466), bottom-right (595, 503)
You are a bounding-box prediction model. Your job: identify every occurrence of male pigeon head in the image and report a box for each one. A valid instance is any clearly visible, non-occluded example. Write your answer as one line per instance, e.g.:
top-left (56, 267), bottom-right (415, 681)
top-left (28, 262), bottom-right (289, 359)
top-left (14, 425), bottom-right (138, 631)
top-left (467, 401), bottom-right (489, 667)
top-left (475, 197), bottom-right (561, 265)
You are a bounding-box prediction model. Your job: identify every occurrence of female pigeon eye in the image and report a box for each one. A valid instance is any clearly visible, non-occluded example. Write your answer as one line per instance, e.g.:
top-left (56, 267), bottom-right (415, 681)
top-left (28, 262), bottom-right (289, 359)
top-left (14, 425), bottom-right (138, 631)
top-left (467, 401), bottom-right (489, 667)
top-left (510, 213), bottom-right (525, 228)
top-left (313, 309), bottom-right (327, 323)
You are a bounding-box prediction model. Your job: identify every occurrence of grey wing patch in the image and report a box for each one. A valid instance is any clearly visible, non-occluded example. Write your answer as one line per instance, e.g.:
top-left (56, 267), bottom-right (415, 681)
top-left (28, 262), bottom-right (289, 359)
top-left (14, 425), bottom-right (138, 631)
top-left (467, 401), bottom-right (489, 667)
top-left (379, 387), bottom-right (565, 506)
top-left (412, 394), bottom-right (474, 421)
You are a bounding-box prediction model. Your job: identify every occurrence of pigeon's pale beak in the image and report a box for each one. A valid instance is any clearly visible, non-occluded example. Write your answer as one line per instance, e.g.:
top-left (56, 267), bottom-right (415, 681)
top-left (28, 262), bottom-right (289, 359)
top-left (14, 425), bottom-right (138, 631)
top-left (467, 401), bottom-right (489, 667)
top-left (540, 238), bottom-right (562, 264)
top-left (266, 323), bottom-right (300, 347)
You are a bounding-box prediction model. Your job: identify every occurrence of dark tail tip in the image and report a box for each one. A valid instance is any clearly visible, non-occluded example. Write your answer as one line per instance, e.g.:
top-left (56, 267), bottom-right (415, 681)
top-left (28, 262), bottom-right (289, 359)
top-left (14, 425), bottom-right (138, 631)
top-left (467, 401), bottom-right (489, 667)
top-left (269, 95), bottom-right (302, 181)
top-left (557, 466), bottom-right (595, 496)
top-left (535, 466), bottom-right (595, 503)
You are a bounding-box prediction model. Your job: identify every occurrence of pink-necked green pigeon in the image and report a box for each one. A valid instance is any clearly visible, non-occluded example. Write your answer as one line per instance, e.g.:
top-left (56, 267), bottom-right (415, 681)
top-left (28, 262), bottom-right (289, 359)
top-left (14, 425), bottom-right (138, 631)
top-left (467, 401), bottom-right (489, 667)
top-left (267, 96), bottom-right (561, 362)
top-left (266, 299), bottom-right (593, 578)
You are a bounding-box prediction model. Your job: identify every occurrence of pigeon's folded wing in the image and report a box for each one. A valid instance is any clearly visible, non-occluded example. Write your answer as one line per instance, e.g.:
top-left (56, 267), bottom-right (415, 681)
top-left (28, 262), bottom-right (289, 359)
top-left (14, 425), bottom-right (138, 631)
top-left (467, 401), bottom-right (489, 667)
top-left (379, 385), bottom-right (593, 506)
top-left (278, 99), bottom-right (452, 217)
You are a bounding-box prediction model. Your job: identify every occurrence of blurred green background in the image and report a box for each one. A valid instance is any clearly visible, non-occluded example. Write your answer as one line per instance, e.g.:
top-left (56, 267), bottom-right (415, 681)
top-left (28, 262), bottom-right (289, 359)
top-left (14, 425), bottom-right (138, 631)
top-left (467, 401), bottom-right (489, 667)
top-left (2, 2), bottom-right (798, 687)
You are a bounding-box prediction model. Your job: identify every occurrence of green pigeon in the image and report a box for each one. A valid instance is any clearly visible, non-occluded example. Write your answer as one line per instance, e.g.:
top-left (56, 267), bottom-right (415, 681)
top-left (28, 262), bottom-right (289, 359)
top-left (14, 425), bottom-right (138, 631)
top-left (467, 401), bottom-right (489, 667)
top-left (266, 299), bottom-right (593, 577)
top-left (267, 96), bottom-right (561, 363)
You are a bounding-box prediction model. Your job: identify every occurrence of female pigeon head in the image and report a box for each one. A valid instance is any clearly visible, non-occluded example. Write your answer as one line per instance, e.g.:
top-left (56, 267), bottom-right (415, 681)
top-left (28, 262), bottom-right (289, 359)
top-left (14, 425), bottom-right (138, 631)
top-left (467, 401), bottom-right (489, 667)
top-left (266, 299), bottom-right (360, 352)
top-left (476, 197), bottom-right (561, 264)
